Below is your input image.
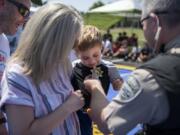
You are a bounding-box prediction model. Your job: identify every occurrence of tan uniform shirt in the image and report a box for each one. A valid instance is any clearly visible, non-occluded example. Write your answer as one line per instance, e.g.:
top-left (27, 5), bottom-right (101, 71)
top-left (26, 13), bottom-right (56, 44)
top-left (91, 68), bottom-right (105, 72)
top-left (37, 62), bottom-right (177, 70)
top-left (104, 69), bottom-right (169, 135)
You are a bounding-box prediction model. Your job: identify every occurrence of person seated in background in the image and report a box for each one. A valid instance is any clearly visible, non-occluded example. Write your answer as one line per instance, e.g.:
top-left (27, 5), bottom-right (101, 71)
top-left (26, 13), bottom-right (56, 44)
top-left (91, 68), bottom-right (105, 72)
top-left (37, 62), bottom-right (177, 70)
top-left (112, 39), bottom-right (129, 59)
top-left (137, 46), bottom-right (152, 63)
top-left (116, 32), bottom-right (123, 43)
top-left (102, 34), bottom-right (113, 57)
top-left (112, 41), bottom-right (121, 54)
top-left (127, 44), bottom-right (139, 62)
top-left (103, 28), bottom-right (113, 42)
top-left (128, 33), bottom-right (138, 47)
top-left (121, 31), bottom-right (128, 41)
top-left (71, 25), bottom-right (123, 135)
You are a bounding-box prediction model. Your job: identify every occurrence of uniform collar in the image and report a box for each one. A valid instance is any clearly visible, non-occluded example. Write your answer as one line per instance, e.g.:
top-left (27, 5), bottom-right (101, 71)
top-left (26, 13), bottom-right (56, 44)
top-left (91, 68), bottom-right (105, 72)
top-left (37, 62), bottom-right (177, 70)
top-left (165, 35), bottom-right (180, 53)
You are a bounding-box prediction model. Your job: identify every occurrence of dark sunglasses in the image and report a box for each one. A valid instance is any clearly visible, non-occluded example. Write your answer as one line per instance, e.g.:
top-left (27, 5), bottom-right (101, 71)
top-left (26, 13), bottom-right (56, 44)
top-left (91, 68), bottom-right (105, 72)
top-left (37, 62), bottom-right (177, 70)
top-left (7, 0), bottom-right (30, 18)
top-left (139, 16), bottom-right (150, 29)
top-left (139, 10), bottom-right (180, 28)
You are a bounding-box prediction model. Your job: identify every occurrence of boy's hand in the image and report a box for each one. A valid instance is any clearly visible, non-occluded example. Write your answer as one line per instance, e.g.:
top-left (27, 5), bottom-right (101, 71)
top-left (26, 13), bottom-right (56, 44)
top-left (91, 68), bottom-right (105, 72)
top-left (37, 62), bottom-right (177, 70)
top-left (112, 78), bottom-right (123, 90)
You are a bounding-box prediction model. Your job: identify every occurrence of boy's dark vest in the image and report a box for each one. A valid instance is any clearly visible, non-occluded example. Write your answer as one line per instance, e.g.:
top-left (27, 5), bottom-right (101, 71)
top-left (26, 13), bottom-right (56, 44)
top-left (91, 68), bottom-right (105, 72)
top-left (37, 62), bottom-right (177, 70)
top-left (138, 50), bottom-right (180, 135)
top-left (71, 63), bottom-right (110, 109)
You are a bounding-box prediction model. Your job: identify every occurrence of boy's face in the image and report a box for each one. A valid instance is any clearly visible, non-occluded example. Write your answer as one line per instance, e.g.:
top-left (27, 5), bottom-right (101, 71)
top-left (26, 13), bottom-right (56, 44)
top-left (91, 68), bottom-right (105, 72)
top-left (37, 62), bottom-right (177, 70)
top-left (78, 44), bottom-right (102, 68)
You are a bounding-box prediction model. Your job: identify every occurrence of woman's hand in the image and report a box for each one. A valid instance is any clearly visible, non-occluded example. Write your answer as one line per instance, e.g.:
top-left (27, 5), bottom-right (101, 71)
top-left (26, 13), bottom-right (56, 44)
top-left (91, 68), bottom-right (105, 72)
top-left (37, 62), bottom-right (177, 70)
top-left (65, 90), bottom-right (85, 112)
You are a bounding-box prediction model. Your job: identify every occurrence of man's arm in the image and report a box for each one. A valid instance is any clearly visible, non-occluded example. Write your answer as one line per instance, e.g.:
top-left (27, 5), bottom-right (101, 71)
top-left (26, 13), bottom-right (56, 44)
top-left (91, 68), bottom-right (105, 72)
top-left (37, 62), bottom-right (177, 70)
top-left (84, 69), bottom-right (168, 135)
top-left (84, 79), bottom-right (110, 134)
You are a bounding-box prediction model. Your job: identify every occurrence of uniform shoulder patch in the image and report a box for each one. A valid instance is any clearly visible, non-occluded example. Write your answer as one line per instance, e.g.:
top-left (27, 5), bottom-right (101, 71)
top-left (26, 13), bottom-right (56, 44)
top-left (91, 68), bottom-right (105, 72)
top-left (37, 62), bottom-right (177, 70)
top-left (118, 75), bottom-right (142, 103)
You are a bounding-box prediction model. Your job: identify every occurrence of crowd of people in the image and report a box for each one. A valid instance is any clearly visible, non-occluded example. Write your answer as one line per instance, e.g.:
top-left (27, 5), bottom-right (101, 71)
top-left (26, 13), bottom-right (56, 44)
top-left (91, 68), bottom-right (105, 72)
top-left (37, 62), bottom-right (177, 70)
top-left (102, 30), bottom-right (153, 63)
top-left (0, 0), bottom-right (180, 135)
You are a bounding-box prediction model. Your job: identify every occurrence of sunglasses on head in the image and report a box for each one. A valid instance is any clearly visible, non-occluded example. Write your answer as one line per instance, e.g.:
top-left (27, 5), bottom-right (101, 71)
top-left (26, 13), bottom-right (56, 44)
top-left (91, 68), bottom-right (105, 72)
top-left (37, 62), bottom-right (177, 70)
top-left (139, 10), bottom-right (180, 29)
top-left (139, 15), bottom-right (150, 29)
top-left (7, 0), bottom-right (30, 18)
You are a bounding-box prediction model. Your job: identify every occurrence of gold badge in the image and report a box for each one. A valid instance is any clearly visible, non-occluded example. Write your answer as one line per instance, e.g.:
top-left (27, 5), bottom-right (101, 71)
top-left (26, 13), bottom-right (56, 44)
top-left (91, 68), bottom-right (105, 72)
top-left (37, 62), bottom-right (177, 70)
top-left (91, 67), bottom-right (103, 78)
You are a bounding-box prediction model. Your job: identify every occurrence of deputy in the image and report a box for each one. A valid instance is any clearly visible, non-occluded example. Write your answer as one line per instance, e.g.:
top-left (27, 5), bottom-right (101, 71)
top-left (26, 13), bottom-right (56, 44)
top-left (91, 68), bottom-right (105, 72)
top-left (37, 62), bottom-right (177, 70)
top-left (84, 0), bottom-right (180, 135)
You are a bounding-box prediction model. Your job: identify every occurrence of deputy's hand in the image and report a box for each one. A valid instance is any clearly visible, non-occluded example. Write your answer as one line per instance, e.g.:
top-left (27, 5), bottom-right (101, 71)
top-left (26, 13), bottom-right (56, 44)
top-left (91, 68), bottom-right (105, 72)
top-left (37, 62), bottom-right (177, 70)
top-left (84, 79), bottom-right (105, 94)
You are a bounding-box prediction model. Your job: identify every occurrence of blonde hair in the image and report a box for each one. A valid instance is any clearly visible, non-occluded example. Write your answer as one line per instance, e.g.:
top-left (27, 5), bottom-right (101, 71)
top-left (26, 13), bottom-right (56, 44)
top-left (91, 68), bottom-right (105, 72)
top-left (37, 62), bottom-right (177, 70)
top-left (8, 3), bottom-right (83, 85)
top-left (75, 25), bottom-right (102, 52)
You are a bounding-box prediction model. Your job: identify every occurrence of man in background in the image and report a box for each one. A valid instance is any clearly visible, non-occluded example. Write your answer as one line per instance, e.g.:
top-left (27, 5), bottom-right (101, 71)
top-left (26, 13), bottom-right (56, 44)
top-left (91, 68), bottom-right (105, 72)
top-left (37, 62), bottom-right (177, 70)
top-left (0, 0), bottom-right (31, 134)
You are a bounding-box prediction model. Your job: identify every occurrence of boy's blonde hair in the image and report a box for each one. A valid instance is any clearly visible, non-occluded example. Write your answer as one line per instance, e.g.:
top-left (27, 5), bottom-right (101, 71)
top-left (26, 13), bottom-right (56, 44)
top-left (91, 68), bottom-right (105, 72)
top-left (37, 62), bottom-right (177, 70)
top-left (75, 25), bottom-right (102, 52)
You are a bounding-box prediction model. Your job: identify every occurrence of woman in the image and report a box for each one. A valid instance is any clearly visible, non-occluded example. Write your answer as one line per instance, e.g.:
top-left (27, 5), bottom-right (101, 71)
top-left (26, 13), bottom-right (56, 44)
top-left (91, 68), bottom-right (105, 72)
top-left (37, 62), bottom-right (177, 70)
top-left (0, 3), bottom-right (84, 135)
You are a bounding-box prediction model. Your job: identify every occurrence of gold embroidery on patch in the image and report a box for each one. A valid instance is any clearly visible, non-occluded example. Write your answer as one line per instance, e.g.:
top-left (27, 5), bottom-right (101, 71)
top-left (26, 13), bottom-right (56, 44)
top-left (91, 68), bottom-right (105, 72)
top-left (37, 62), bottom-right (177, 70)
top-left (91, 67), bottom-right (103, 78)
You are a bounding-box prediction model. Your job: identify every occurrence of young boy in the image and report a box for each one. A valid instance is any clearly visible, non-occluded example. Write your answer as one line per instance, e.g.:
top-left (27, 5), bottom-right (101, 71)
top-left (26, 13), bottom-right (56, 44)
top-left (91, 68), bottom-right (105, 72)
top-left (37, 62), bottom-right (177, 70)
top-left (71, 25), bottom-right (123, 135)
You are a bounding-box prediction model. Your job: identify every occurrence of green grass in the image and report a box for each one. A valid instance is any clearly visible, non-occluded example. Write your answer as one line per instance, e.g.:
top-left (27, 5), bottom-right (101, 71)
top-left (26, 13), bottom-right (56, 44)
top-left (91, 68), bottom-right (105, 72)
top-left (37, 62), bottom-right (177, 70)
top-left (83, 13), bottom-right (146, 47)
top-left (83, 13), bottom-right (122, 30)
top-left (110, 27), bottom-right (146, 47)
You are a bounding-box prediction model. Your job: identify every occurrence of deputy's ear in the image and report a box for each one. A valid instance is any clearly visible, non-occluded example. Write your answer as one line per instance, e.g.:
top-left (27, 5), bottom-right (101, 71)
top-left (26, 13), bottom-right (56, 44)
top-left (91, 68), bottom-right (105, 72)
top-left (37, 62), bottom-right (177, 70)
top-left (149, 13), bottom-right (162, 41)
top-left (150, 13), bottom-right (161, 32)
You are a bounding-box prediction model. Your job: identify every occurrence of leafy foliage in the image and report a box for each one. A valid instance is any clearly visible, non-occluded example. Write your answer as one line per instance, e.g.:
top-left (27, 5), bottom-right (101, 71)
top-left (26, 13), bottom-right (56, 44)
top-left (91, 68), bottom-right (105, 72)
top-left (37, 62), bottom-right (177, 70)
top-left (89, 1), bottom-right (104, 10)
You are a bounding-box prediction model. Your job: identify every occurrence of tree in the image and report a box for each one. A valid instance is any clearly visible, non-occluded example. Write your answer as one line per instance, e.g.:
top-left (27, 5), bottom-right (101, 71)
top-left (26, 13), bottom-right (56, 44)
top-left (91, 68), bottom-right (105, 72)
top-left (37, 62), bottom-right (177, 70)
top-left (89, 1), bottom-right (104, 10)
